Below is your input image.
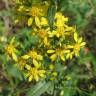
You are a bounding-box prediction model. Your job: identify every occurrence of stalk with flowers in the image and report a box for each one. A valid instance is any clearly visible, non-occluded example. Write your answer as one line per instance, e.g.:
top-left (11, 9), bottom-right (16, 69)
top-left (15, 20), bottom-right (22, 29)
top-left (4, 0), bottom-right (86, 95)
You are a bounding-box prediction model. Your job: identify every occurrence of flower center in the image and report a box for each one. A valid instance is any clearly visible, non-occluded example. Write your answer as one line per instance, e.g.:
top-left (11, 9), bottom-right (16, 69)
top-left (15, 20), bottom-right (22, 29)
top-left (30, 7), bottom-right (42, 17)
top-left (6, 45), bottom-right (15, 54)
top-left (38, 29), bottom-right (47, 38)
top-left (28, 51), bottom-right (38, 59)
top-left (74, 44), bottom-right (80, 51)
top-left (56, 49), bottom-right (62, 55)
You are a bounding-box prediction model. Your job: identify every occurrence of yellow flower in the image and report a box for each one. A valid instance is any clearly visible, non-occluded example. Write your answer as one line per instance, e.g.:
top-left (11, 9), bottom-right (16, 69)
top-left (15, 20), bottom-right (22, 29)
top-left (48, 26), bottom-right (73, 38)
top-left (40, 17), bottom-right (48, 26)
top-left (54, 12), bottom-right (68, 27)
top-left (5, 37), bottom-right (17, 61)
top-left (66, 51), bottom-right (74, 60)
top-left (23, 50), bottom-right (43, 61)
top-left (34, 28), bottom-right (50, 46)
top-left (55, 27), bottom-right (65, 38)
top-left (38, 28), bottom-right (48, 38)
top-left (47, 48), bottom-right (70, 61)
top-left (35, 16), bottom-right (49, 28)
top-left (67, 32), bottom-right (86, 57)
top-left (30, 6), bottom-right (43, 17)
top-left (27, 6), bottom-right (42, 26)
top-left (27, 5), bottom-right (48, 27)
top-left (26, 61), bottom-right (46, 82)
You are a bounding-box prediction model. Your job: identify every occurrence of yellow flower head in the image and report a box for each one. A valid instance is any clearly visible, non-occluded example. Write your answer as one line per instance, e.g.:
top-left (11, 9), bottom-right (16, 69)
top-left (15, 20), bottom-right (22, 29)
top-left (27, 50), bottom-right (43, 61)
top-left (27, 67), bottom-right (46, 82)
top-left (67, 32), bottom-right (86, 57)
top-left (47, 48), bottom-right (70, 61)
top-left (30, 6), bottom-right (43, 17)
top-left (38, 28), bottom-right (48, 38)
top-left (27, 4), bottom-right (49, 27)
top-left (33, 28), bottom-right (50, 47)
top-left (5, 37), bottom-right (17, 61)
top-left (54, 27), bottom-right (65, 38)
top-left (55, 12), bottom-right (68, 27)
top-left (73, 32), bottom-right (86, 56)
top-left (6, 44), bottom-right (15, 55)
top-left (34, 16), bottom-right (49, 28)
top-left (26, 61), bottom-right (46, 82)
top-left (40, 17), bottom-right (48, 26)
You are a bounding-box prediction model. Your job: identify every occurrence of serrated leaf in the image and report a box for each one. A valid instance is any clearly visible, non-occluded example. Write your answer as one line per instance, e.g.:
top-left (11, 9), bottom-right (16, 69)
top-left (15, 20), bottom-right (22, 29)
top-left (27, 81), bottom-right (52, 96)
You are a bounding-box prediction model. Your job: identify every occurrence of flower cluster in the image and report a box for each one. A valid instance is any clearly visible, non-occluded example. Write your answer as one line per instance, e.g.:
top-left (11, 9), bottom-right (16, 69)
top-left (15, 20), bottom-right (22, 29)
top-left (5, 3), bottom-right (86, 82)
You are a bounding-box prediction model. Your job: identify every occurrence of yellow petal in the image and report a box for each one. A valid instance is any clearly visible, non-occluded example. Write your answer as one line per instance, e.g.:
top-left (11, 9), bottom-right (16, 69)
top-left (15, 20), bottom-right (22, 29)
top-left (80, 42), bottom-right (86, 46)
top-left (56, 33), bottom-right (60, 38)
top-left (47, 50), bottom-right (55, 53)
top-left (48, 31), bottom-right (56, 37)
top-left (33, 59), bottom-right (39, 68)
top-left (50, 54), bottom-right (56, 61)
top-left (39, 73), bottom-right (45, 77)
top-left (60, 55), bottom-right (65, 61)
top-left (12, 53), bottom-right (17, 61)
top-left (35, 16), bottom-right (41, 28)
top-left (44, 37), bottom-right (47, 45)
top-left (40, 17), bottom-right (48, 26)
top-left (66, 54), bottom-right (70, 59)
top-left (64, 50), bottom-right (70, 53)
top-left (22, 55), bottom-right (30, 59)
top-left (74, 32), bottom-right (78, 42)
top-left (70, 54), bottom-right (73, 59)
top-left (67, 45), bottom-right (74, 49)
top-left (75, 52), bottom-right (79, 57)
top-left (39, 70), bottom-right (46, 77)
top-left (28, 76), bottom-right (33, 82)
top-left (34, 74), bottom-right (39, 81)
top-left (66, 52), bottom-right (73, 59)
top-left (25, 64), bottom-right (31, 70)
top-left (78, 37), bottom-right (82, 43)
top-left (39, 70), bottom-right (46, 73)
top-left (37, 55), bottom-right (43, 60)
top-left (28, 17), bottom-right (33, 26)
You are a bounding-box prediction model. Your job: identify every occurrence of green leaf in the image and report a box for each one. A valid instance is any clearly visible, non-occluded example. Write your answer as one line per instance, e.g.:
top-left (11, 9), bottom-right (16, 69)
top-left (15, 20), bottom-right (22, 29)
top-left (5, 64), bottom-right (23, 80)
top-left (63, 88), bottom-right (75, 96)
top-left (30, 35), bottom-right (39, 45)
top-left (47, 5), bottom-right (56, 28)
top-left (46, 82), bottom-right (54, 95)
top-left (27, 81), bottom-right (52, 96)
